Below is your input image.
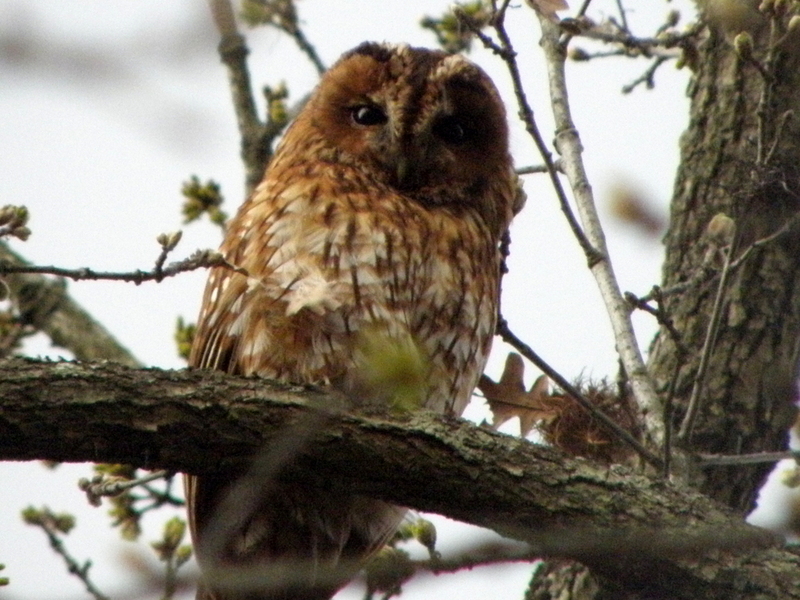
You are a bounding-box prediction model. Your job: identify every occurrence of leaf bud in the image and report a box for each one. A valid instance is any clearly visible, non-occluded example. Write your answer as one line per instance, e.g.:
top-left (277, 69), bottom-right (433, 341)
top-left (734, 31), bottom-right (754, 60)
top-left (706, 212), bottom-right (736, 245)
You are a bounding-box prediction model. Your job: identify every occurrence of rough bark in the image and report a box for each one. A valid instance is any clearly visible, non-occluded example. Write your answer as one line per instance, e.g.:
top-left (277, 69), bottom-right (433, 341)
top-left (647, 12), bottom-right (800, 513)
top-left (1, 358), bottom-right (799, 599)
top-left (533, 9), bottom-right (800, 600)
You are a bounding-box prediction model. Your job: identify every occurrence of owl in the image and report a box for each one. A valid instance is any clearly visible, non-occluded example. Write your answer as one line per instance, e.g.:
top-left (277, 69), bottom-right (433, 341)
top-left (185, 42), bottom-right (519, 600)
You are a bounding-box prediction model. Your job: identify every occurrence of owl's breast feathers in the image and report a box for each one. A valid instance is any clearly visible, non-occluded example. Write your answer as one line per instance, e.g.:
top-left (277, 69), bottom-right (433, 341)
top-left (191, 161), bottom-right (503, 416)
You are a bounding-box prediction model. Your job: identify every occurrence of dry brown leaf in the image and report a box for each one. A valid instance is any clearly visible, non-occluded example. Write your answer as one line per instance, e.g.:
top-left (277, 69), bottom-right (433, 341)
top-left (481, 354), bottom-right (644, 464)
top-left (478, 353), bottom-right (560, 437)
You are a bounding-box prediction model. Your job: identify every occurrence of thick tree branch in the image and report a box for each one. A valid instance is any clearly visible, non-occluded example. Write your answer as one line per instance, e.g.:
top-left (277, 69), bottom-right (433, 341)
top-left (0, 358), bottom-right (798, 599)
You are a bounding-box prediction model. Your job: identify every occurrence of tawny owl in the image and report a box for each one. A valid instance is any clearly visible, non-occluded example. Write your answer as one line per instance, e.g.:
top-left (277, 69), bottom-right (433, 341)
top-left (185, 42), bottom-right (519, 600)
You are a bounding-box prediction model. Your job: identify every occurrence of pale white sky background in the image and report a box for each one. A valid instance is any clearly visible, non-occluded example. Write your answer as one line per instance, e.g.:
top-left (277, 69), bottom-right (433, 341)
top-left (3, 1), bottom-right (790, 599)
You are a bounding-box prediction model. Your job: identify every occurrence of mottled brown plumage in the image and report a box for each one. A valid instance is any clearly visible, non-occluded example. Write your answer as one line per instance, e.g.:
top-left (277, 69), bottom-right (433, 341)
top-left (186, 42), bottom-right (519, 599)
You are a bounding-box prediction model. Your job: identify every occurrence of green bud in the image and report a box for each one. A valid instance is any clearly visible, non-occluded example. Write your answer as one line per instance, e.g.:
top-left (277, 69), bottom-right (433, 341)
top-left (666, 9), bottom-right (680, 26)
top-left (164, 517), bottom-right (186, 549)
top-left (412, 518), bottom-right (438, 556)
top-left (12, 226), bottom-right (30, 241)
top-left (52, 513), bottom-right (75, 534)
top-left (733, 31), bottom-right (754, 60)
top-left (21, 506), bottom-right (40, 524)
top-left (568, 47), bottom-right (591, 61)
top-left (176, 545), bottom-right (193, 567)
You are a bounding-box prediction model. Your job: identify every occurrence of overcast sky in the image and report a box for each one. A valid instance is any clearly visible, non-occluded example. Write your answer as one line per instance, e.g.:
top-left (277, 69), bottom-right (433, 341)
top-left (4, 2), bottom-right (771, 599)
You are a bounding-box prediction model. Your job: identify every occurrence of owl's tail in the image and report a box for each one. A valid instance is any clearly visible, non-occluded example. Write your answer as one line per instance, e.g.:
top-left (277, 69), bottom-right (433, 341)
top-left (185, 473), bottom-right (406, 600)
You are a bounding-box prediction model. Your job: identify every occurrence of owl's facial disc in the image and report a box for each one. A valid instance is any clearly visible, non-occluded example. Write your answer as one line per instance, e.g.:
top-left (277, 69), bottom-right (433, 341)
top-left (309, 42), bottom-right (513, 231)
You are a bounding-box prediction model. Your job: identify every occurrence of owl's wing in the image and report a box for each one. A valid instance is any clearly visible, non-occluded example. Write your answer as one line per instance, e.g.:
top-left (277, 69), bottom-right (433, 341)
top-left (188, 177), bottom-right (324, 377)
top-left (188, 265), bottom-right (252, 375)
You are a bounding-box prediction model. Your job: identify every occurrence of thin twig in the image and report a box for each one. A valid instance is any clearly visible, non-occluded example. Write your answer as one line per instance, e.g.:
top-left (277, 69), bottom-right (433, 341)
top-left (574, 22), bottom-right (698, 56)
top-left (640, 274), bottom-right (702, 303)
top-left (678, 209), bottom-right (800, 442)
top-left (763, 110), bottom-right (794, 167)
top-left (457, 7), bottom-right (602, 266)
top-left (0, 242), bottom-right (142, 366)
top-left (0, 249), bottom-right (247, 285)
top-left (575, 0), bottom-right (593, 18)
top-left (79, 469), bottom-right (171, 505)
top-left (622, 55), bottom-right (669, 94)
top-left (729, 210), bottom-right (800, 269)
top-left (497, 318), bottom-right (662, 469)
top-left (624, 289), bottom-right (686, 477)
top-left (576, 49), bottom-right (627, 60)
top-left (650, 289), bottom-right (685, 478)
top-left (624, 291), bottom-right (685, 355)
top-left (24, 508), bottom-right (110, 600)
top-left (279, 20), bottom-right (326, 75)
top-left (698, 450), bottom-right (800, 467)
top-left (677, 244), bottom-right (734, 443)
top-left (141, 476), bottom-right (185, 509)
top-left (661, 359), bottom-right (681, 477)
top-left (753, 16), bottom-right (781, 166)
top-left (412, 540), bottom-right (536, 575)
top-left (614, 0), bottom-right (629, 32)
top-left (638, 245), bottom-right (721, 304)
top-left (516, 164), bottom-right (549, 175)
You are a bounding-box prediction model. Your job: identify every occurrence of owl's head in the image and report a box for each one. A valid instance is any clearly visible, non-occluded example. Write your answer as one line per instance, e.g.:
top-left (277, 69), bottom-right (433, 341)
top-left (287, 42), bottom-right (516, 236)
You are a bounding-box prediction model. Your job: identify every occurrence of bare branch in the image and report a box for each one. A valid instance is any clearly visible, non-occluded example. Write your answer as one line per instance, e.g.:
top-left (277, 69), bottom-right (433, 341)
top-left (456, 8), bottom-right (603, 265)
top-left (22, 507), bottom-right (110, 600)
top-left (614, 0), bottom-right (629, 32)
top-left (729, 209), bottom-right (800, 270)
top-left (78, 469), bottom-right (171, 506)
top-left (570, 18), bottom-right (699, 58)
top-left (624, 290), bottom-right (685, 356)
top-left (209, 0), bottom-right (272, 196)
top-left (622, 55), bottom-right (670, 94)
top-left (269, 5), bottom-right (326, 75)
top-left (536, 16), bottom-right (664, 446)
top-left (0, 248), bottom-right (246, 285)
top-left (678, 242), bottom-right (734, 443)
top-left (516, 164), bottom-right (549, 175)
top-left (698, 450), bottom-right (800, 467)
top-left (0, 242), bottom-right (140, 366)
top-left (0, 358), bottom-right (797, 600)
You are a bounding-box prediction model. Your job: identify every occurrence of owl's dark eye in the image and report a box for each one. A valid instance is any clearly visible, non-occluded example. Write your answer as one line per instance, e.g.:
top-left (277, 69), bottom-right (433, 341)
top-left (433, 116), bottom-right (470, 145)
top-left (351, 105), bottom-right (387, 126)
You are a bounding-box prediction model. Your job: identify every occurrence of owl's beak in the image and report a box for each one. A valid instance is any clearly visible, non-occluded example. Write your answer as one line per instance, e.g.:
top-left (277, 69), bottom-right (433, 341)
top-left (393, 138), bottom-right (432, 190)
top-left (395, 155), bottom-right (410, 188)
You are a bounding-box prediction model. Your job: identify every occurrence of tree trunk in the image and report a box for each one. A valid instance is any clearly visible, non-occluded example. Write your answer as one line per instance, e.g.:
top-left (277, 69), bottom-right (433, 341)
top-left (648, 10), bottom-right (800, 513)
top-left (533, 8), bottom-right (800, 599)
